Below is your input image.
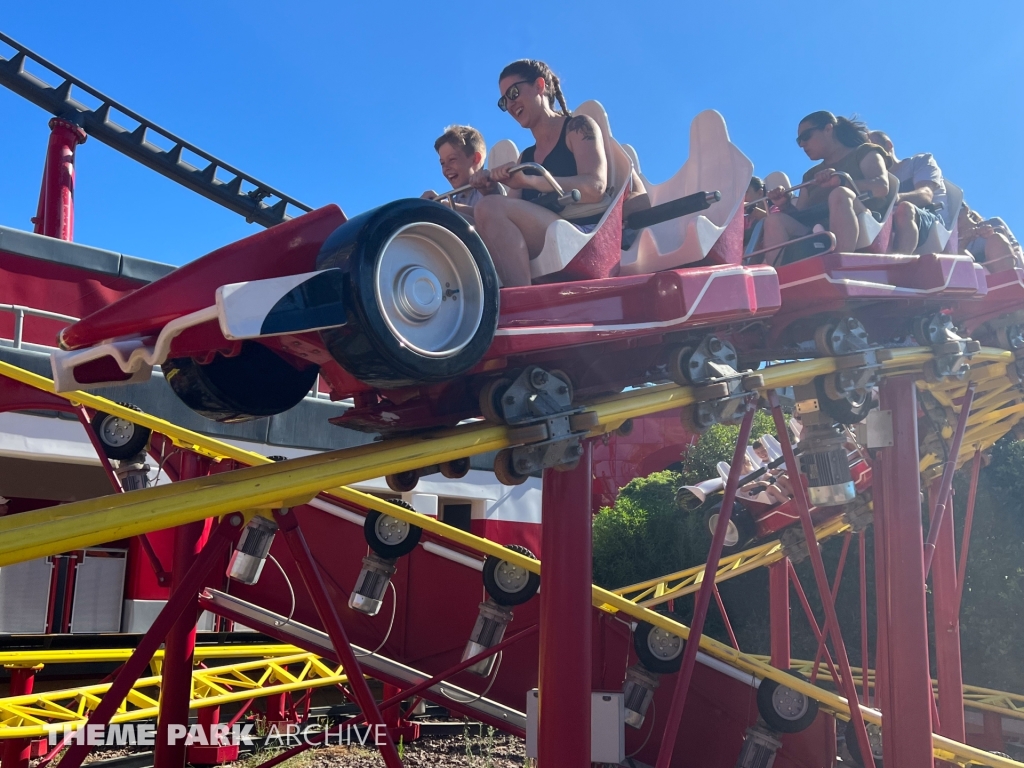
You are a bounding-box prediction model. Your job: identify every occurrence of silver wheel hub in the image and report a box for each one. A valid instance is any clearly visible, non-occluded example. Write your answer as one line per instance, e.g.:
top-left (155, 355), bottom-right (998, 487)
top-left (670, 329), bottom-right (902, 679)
top-left (375, 515), bottom-right (410, 545)
top-left (648, 627), bottom-right (683, 661)
top-left (101, 416), bottom-right (135, 447)
top-left (494, 560), bottom-right (529, 593)
top-left (374, 222), bottom-right (485, 358)
top-left (772, 685), bottom-right (809, 720)
top-left (395, 266), bottom-right (444, 321)
top-left (709, 513), bottom-right (740, 548)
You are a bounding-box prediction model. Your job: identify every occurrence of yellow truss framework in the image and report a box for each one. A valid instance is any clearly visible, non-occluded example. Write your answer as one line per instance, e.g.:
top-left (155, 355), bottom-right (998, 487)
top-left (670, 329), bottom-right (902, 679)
top-left (0, 652), bottom-right (346, 740)
top-left (0, 350), bottom-right (1022, 766)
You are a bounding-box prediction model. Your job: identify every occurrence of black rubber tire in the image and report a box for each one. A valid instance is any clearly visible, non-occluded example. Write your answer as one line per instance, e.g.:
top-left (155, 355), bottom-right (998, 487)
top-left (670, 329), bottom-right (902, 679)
top-left (843, 718), bottom-right (884, 768)
top-left (364, 507), bottom-right (422, 559)
top-left (814, 375), bottom-right (876, 425)
top-left (91, 403), bottom-right (151, 460)
top-left (633, 619), bottom-right (685, 675)
top-left (440, 458), bottom-right (471, 479)
top-left (317, 199), bottom-right (500, 388)
top-left (493, 448), bottom-right (529, 486)
top-left (483, 544), bottom-right (540, 606)
top-left (756, 675), bottom-right (820, 734)
top-left (163, 341), bottom-right (319, 423)
top-left (704, 500), bottom-right (757, 556)
top-left (385, 471), bottom-right (420, 493)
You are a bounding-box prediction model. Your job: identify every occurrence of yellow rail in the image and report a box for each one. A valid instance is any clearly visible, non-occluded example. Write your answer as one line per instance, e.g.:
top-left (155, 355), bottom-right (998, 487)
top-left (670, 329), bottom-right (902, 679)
top-left (0, 644), bottom-right (303, 669)
top-left (0, 653), bottom-right (346, 739)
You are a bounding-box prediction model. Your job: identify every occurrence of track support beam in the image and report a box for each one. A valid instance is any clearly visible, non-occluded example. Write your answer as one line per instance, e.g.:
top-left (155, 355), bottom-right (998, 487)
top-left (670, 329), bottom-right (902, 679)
top-left (538, 441), bottom-right (593, 768)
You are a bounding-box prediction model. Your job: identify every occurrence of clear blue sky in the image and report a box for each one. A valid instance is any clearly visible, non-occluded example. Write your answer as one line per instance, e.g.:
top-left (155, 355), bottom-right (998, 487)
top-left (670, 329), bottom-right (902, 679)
top-left (1, 1), bottom-right (1021, 266)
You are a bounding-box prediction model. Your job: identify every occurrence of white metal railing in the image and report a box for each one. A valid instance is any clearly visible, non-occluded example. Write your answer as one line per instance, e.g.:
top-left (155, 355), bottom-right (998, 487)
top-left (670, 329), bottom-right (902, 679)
top-left (0, 303), bottom-right (78, 352)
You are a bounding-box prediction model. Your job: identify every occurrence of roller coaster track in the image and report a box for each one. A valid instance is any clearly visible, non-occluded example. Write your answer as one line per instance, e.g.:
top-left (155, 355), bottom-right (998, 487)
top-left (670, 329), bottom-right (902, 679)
top-left (0, 651), bottom-right (348, 740)
top-left (1, 351), bottom-right (1023, 767)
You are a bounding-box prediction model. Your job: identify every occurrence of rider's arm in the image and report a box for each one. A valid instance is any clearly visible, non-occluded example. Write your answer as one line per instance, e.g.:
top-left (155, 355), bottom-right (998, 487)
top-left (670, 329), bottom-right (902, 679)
top-left (555, 114), bottom-right (608, 204)
top-left (856, 151), bottom-right (890, 201)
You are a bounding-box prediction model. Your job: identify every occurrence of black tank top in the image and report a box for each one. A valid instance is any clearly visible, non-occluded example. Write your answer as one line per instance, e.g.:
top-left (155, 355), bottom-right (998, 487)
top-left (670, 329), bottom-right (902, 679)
top-left (520, 118), bottom-right (577, 205)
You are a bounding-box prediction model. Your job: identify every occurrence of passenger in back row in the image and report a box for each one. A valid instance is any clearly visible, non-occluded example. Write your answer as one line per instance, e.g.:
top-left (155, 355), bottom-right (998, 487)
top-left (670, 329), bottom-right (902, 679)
top-left (868, 131), bottom-right (947, 254)
top-left (421, 125), bottom-right (491, 224)
top-left (469, 59), bottom-right (646, 287)
top-left (762, 112), bottom-right (890, 264)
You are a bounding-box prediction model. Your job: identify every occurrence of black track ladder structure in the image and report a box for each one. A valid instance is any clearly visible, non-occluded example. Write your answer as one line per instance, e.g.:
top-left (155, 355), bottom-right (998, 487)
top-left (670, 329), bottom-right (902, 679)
top-left (0, 32), bottom-right (312, 228)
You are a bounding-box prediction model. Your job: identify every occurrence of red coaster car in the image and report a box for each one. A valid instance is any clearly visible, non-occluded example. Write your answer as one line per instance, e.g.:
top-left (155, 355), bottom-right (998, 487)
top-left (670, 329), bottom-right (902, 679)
top-left (51, 107), bottom-right (779, 441)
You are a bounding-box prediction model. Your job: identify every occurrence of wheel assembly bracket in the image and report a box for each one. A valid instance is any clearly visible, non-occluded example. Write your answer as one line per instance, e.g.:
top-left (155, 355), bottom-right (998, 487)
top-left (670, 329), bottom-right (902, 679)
top-left (692, 372), bottom-right (765, 430)
top-left (904, 312), bottom-right (981, 381)
top-left (780, 525), bottom-right (810, 564)
top-left (499, 366), bottom-right (597, 474)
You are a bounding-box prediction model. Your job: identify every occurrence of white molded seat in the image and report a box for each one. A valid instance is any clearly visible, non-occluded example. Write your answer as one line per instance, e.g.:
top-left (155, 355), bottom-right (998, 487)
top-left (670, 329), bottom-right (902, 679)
top-left (619, 110), bottom-right (753, 275)
top-left (854, 171), bottom-right (899, 251)
top-left (529, 100), bottom-right (631, 280)
top-left (915, 180), bottom-right (963, 255)
top-left (486, 139), bottom-right (520, 170)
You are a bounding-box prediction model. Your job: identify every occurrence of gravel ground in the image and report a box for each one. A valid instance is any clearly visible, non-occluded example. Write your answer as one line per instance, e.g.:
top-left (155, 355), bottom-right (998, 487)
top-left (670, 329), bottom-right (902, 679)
top-left (228, 731), bottom-right (529, 768)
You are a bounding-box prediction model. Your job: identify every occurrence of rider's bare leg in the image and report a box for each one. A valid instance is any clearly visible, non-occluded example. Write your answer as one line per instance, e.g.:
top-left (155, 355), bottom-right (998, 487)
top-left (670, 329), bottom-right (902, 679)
top-left (892, 201), bottom-right (919, 253)
top-left (828, 186), bottom-right (866, 253)
top-left (761, 211), bottom-right (810, 266)
top-left (473, 196), bottom-right (561, 287)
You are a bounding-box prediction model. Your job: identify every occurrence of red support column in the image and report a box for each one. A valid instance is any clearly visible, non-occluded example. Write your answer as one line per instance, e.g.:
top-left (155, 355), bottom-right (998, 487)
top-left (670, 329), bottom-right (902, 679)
top-left (3, 665), bottom-right (43, 768)
top-left (155, 453), bottom-right (214, 768)
top-left (655, 399), bottom-right (757, 768)
top-left (33, 117), bottom-right (87, 241)
top-left (874, 375), bottom-right (934, 768)
top-left (538, 441), bottom-right (593, 768)
top-left (769, 559), bottom-right (791, 669)
top-left (928, 479), bottom-right (966, 742)
top-left (859, 532), bottom-right (870, 705)
top-left (381, 682), bottom-right (420, 743)
top-left (274, 508), bottom-right (403, 768)
top-left (59, 517), bottom-right (242, 768)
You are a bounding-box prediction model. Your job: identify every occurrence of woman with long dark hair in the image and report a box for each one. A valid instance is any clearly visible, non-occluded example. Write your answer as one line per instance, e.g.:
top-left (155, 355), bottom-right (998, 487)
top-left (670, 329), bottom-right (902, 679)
top-left (761, 111), bottom-right (890, 263)
top-left (469, 60), bottom-right (611, 287)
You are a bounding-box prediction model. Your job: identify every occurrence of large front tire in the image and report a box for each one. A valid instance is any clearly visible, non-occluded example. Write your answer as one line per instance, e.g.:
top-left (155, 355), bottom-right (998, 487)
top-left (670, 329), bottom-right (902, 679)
top-left (163, 341), bottom-right (319, 423)
top-left (317, 200), bottom-right (500, 388)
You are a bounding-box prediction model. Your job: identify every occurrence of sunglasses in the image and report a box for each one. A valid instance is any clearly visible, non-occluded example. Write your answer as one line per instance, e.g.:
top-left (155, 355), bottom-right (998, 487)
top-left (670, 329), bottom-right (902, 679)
top-left (796, 126), bottom-right (823, 146)
top-left (497, 80), bottom-right (534, 112)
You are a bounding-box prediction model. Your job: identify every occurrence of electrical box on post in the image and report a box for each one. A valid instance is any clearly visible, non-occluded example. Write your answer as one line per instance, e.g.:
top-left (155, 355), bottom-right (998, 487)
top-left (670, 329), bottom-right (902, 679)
top-left (525, 689), bottom-right (625, 764)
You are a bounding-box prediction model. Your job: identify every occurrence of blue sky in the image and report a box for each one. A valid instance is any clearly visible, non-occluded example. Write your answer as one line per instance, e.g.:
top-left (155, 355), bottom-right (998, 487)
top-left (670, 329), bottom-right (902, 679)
top-left (1, 1), bottom-right (1021, 266)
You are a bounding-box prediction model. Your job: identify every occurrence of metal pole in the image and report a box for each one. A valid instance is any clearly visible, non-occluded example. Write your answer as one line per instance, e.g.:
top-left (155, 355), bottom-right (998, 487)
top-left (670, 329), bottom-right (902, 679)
top-left (954, 449), bottom-right (983, 612)
top-left (2, 665), bottom-right (43, 768)
top-left (923, 384), bottom-right (976, 576)
top-left (809, 532), bottom-right (852, 681)
top-left (154, 512), bottom-right (213, 768)
top-left (767, 390), bottom-right (877, 768)
top-left (654, 398), bottom-right (756, 768)
top-left (273, 508), bottom-right (403, 768)
top-left (538, 440), bottom-right (593, 768)
top-left (712, 584), bottom-right (740, 650)
top-left (928, 479), bottom-right (966, 741)
top-left (769, 559), bottom-right (791, 669)
top-left (59, 516), bottom-right (242, 768)
top-left (873, 375), bottom-right (934, 768)
top-left (35, 117), bottom-right (86, 241)
top-left (787, 561), bottom-right (841, 686)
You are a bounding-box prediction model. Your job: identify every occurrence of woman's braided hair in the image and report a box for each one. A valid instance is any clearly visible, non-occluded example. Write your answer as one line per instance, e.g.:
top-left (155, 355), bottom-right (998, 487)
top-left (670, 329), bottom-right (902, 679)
top-left (499, 59), bottom-right (570, 117)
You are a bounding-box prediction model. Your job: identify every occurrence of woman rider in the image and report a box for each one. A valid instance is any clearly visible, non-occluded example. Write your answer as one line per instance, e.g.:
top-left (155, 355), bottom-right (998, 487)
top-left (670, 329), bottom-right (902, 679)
top-left (469, 60), bottom-right (617, 287)
top-left (761, 111), bottom-right (890, 265)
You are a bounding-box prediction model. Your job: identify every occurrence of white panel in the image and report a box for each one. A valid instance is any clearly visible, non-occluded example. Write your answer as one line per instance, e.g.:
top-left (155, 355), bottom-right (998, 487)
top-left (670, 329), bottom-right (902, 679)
top-left (71, 550), bottom-right (126, 633)
top-left (525, 689), bottom-right (624, 762)
top-left (0, 558), bottom-right (53, 634)
top-left (408, 493), bottom-right (438, 517)
top-left (121, 599), bottom-right (165, 633)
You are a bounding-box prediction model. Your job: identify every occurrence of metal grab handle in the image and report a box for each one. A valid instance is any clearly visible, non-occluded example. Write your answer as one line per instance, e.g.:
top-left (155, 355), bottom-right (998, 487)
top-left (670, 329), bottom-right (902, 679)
top-left (748, 171), bottom-right (863, 208)
top-left (431, 162), bottom-right (581, 207)
top-left (744, 230), bottom-right (838, 261)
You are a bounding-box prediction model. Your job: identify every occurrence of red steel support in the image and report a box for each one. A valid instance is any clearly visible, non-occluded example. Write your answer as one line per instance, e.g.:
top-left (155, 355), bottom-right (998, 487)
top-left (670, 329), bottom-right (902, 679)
top-left (873, 375), bottom-right (934, 768)
top-left (809, 531), bottom-right (852, 680)
top-left (33, 117), bottom-right (87, 241)
top-left (155, 453), bottom-right (214, 768)
top-left (59, 516), bottom-right (242, 768)
top-left (2, 665), bottom-right (43, 768)
top-left (923, 384), bottom-right (976, 576)
top-left (787, 562), bottom-right (841, 687)
top-left (928, 479), bottom-right (966, 742)
top-left (655, 398), bottom-right (756, 768)
top-left (769, 559), bottom-right (791, 669)
top-left (538, 440), bottom-right (593, 768)
top-left (768, 390), bottom-right (877, 768)
top-left (954, 449), bottom-right (983, 612)
top-left (712, 584), bottom-right (740, 650)
top-left (273, 508), bottom-right (402, 768)
top-left (381, 682), bottom-right (420, 743)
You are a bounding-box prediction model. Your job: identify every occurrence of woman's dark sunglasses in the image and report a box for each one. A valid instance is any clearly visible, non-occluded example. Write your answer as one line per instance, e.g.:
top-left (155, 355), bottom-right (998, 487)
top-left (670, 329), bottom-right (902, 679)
top-left (796, 126), bottom-right (822, 145)
top-left (498, 80), bottom-right (533, 112)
